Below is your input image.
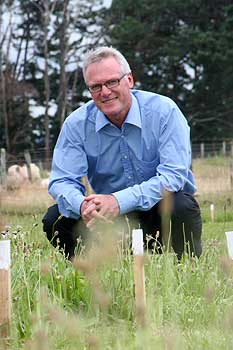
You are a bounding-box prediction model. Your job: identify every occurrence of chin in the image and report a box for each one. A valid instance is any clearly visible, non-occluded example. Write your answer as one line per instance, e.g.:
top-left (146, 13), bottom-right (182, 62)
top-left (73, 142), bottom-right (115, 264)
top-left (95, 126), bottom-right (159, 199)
top-left (103, 107), bottom-right (119, 117)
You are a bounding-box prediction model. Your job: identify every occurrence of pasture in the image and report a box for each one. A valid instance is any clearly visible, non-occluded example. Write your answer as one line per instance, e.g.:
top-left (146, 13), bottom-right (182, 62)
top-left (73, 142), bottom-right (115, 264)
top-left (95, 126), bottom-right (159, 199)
top-left (1, 157), bottom-right (233, 350)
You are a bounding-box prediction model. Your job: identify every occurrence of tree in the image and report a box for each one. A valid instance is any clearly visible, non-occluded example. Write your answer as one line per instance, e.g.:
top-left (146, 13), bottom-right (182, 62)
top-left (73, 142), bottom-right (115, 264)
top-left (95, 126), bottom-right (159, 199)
top-left (103, 0), bottom-right (233, 141)
top-left (19, 0), bottom-right (107, 167)
top-left (0, 0), bottom-right (107, 163)
top-left (0, 0), bottom-right (34, 157)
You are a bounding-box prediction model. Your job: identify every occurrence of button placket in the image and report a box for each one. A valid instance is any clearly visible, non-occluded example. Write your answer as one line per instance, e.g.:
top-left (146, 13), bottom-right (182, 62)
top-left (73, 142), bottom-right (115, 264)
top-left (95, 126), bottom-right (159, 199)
top-left (120, 133), bottom-right (134, 186)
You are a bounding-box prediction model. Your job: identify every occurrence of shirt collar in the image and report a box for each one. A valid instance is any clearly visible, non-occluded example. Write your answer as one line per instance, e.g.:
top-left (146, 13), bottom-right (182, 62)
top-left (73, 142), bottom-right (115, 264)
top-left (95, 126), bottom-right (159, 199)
top-left (124, 94), bottom-right (141, 128)
top-left (95, 93), bottom-right (141, 132)
top-left (95, 110), bottom-right (110, 132)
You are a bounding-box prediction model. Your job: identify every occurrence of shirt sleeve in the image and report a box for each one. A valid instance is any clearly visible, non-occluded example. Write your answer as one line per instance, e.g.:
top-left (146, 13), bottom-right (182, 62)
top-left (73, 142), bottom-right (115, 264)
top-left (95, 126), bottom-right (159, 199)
top-left (48, 119), bottom-right (87, 219)
top-left (112, 103), bottom-right (194, 214)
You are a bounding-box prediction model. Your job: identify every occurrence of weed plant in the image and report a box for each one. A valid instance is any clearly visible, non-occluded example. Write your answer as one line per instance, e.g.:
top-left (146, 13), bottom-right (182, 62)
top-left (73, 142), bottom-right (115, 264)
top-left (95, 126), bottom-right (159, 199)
top-left (1, 157), bottom-right (233, 349)
top-left (0, 208), bottom-right (233, 350)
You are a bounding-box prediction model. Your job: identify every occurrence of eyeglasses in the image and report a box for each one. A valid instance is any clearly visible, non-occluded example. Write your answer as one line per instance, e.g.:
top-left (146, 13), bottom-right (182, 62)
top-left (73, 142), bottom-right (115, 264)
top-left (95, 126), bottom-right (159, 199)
top-left (88, 73), bottom-right (128, 93)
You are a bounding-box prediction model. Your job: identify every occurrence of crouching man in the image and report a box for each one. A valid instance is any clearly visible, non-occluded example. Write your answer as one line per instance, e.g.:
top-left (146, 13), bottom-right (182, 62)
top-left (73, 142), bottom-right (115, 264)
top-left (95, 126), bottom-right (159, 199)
top-left (42, 46), bottom-right (202, 260)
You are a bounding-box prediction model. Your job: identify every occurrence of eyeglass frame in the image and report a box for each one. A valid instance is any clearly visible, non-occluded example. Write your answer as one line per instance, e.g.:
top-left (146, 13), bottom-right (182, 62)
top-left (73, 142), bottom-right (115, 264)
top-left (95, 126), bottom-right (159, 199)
top-left (87, 73), bottom-right (129, 93)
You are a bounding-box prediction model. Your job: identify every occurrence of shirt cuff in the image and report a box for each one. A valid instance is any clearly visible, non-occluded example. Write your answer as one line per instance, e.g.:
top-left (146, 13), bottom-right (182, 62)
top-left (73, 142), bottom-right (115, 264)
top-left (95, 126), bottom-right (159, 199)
top-left (112, 188), bottom-right (138, 214)
top-left (57, 193), bottom-right (85, 219)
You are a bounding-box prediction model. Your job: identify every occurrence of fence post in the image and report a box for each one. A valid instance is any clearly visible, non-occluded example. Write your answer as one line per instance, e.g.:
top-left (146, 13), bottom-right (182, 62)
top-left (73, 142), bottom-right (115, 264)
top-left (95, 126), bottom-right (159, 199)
top-left (222, 141), bottom-right (226, 156)
top-left (200, 143), bottom-right (205, 158)
top-left (24, 150), bottom-right (32, 182)
top-left (230, 141), bottom-right (233, 157)
top-left (0, 148), bottom-right (7, 188)
top-left (230, 162), bottom-right (233, 190)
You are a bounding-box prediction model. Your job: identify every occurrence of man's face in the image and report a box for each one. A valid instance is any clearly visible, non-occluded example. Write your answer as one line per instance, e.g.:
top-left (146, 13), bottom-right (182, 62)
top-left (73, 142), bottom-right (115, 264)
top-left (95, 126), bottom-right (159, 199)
top-left (85, 57), bottom-right (134, 127)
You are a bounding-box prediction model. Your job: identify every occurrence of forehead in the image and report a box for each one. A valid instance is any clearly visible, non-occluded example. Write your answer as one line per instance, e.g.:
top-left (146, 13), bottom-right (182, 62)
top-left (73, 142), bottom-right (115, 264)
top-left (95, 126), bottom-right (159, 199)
top-left (85, 57), bottom-right (121, 83)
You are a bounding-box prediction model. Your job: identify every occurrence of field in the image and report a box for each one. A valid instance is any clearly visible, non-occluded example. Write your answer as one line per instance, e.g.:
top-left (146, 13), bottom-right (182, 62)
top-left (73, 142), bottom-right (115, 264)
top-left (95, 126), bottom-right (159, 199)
top-left (1, 157), bottom-right (233, 350)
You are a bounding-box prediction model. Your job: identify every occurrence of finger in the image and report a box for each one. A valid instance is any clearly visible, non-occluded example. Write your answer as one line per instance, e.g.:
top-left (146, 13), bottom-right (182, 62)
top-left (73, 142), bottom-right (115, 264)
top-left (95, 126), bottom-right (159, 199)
top-left (83, 209), bottom-right (105, 225)
top-left (92, 198), bottom-right (102, 207)
top-left (95, 204), bottom-right (112, 217)
top-left (84, 194), bottom-right (98, 202)
top-left (83, 203), bottom-right (97, 216)
top-left (90, 210), bottom-right (106, 220)
top-left (83, 197), bottom-right (102, 213)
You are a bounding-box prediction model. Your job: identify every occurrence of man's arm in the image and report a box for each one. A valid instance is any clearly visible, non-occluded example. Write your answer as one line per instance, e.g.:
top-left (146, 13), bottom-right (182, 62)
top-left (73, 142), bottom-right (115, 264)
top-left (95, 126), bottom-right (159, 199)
top-left (48, 117), bottom-right (88, 219)
top-left (112, 103), bottom-right (195, 214)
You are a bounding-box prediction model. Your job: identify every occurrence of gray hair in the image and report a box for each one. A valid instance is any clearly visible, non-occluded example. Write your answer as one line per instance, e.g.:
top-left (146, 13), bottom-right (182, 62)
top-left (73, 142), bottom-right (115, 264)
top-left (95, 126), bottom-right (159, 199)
top-left (82, 46), bottom-right (131, 83)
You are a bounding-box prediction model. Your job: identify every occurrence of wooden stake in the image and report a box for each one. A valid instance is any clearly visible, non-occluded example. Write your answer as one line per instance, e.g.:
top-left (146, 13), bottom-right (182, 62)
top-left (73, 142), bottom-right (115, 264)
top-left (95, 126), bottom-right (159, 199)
top-left (160, 190), bottom-right (173, 252)
top-left (24, 150), bottom-right (32, 182)
top-left (132, 229), bottom-right (146, 327)
top-left (210, 203), bottom-right (215, 223)
top-left (230, 162), bottom-right (233, 190)
top-left (0, 240), bottom-right (11, 339)
top-left (0, 148), bottom-right (7, 188)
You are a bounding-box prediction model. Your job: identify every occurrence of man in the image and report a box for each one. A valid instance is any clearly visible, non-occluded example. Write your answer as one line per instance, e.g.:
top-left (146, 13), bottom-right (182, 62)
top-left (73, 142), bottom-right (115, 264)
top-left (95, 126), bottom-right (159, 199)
top-left (42, 46), bottom-right (202, 260)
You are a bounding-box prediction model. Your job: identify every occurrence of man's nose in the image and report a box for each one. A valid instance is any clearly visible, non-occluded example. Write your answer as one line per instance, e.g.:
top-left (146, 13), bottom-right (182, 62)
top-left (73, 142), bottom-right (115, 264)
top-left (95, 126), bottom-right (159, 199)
top-left (101, 84), bottom-right (112, 95)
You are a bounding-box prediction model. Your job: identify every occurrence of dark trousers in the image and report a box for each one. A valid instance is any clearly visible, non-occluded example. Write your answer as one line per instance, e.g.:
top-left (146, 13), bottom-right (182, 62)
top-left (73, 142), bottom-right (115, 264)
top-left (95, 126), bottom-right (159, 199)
top-left (42, 191), bottom-right (202, 260)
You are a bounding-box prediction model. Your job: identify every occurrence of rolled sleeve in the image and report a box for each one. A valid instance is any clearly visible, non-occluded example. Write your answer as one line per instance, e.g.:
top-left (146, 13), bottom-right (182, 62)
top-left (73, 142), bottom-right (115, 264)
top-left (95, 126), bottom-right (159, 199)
top-left (112, 189), bottom-right (138, 214)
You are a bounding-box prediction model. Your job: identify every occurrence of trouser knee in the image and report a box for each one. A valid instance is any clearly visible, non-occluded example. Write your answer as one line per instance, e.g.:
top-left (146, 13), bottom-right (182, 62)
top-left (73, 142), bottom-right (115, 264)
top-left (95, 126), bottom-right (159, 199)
top-left (172, 192), bottom-right (199, 217)
top-left (42, 204), bottom-right (60, 242)
top-left (42, 204), bottom-right (83, 258)
top-left (171, 192), bottom-right (202, 258)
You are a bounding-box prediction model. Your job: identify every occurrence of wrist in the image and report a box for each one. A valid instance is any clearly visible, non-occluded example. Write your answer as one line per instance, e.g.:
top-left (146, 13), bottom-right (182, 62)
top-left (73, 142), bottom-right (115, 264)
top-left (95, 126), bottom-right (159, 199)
top-left (110, 194), bottom-right (120, 216)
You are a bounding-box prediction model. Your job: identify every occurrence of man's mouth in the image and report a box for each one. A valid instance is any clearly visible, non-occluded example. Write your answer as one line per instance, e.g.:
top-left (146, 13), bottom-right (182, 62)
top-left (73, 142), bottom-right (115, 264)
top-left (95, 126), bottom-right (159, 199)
top-left (102, 97), bottom-right (117, 104)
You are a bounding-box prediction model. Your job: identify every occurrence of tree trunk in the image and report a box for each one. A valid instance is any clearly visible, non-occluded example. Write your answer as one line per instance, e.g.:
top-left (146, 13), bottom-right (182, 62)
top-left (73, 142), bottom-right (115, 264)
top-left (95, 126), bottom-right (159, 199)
top-left (0, 2), bottom-right (14, 153)
top-left (57, 0), bottom-right (70, 127)
top-left (42, 0), bottom-right (51, 170)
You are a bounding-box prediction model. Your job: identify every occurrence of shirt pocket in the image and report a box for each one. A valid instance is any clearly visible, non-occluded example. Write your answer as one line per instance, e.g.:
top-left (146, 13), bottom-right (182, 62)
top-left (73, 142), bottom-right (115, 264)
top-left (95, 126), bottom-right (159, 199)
top-left (136, 157), bottom-right (159, 182)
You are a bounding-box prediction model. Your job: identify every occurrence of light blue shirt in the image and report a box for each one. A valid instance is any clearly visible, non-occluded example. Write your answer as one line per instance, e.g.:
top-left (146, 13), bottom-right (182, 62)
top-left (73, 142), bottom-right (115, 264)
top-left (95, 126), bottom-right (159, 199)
top-left (49, 90), bottom-right (196, 219)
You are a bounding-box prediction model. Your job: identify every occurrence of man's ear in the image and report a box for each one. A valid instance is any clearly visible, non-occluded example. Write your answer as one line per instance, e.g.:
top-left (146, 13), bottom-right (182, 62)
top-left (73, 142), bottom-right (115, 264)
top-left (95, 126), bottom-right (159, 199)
top-left (127, 73), bottom-right (134, 88)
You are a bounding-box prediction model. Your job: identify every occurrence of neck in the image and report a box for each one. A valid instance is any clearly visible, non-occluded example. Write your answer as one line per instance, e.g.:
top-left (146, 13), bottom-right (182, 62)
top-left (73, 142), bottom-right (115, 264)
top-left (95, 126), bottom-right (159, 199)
top-left (105, 115), bottom-right (126, 128)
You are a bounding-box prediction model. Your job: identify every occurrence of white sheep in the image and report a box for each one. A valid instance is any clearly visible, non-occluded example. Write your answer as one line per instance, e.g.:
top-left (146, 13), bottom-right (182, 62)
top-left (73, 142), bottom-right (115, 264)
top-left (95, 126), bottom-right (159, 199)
top-left (40, 178), bottom-right (50, 188)
top-left (6, 163), bottom-right (41, 189)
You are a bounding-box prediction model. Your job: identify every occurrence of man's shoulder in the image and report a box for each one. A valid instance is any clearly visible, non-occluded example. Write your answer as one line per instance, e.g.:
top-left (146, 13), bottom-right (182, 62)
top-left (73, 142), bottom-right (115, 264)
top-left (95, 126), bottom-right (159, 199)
top-left (64, 100), bottom-right (97, 126)
top-left (132, 89), bottom-right (176, 112)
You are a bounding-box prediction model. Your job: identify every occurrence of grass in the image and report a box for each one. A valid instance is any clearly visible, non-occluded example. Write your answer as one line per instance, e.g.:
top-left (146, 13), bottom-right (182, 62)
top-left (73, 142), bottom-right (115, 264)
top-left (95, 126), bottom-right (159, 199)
top-left (193, 156), bottom-right (233, 195)
top-left (1, 156), bottom-right (233, 349)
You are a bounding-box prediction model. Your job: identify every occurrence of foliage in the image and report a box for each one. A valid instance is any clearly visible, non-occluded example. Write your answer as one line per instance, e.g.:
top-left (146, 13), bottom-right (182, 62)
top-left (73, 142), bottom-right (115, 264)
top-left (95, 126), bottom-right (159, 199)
top-left (1, 208), bottom-right (233, 349)
top-left (1, 0), bottom-right (233, 161)
top-left (0, 0), bottom-right (107, 160)
top-left (1, 154), bottom-right (233, 349)
top-left (103, 0), bottom-right (233, 141)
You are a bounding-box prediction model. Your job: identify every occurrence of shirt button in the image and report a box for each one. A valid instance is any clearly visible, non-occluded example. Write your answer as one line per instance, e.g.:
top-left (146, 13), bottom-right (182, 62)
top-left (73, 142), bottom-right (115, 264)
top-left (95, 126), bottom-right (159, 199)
top-left (124, 155), bottom-right (128, 159)
top-left (128, 176), bottom-right (132, 179)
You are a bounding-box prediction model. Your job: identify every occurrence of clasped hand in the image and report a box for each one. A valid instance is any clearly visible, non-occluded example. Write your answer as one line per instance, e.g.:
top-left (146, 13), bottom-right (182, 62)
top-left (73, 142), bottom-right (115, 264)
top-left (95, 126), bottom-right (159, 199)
top-left (80, 194), bottom-right (120, 229)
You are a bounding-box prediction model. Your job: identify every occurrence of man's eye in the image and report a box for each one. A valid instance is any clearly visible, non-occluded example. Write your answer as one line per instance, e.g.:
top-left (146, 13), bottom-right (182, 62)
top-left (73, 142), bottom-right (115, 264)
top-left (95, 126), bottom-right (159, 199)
top-left (107, 80), bottom-right (118, 87)
top-left (91, 84), bottom-right (101, 91)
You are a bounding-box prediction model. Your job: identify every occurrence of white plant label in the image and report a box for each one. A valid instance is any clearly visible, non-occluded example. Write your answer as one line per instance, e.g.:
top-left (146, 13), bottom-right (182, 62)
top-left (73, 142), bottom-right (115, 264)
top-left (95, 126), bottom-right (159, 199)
top-left (0, 240), bottom-right (11, 269)
top-left (132, 229), bottom-right (144, 256)
top-left (225, 231), bottom-right (233, 259)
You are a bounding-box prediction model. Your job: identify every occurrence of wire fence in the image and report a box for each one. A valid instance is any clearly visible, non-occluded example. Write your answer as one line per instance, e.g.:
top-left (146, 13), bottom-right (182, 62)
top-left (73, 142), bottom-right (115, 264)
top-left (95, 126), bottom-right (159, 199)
top-left (192, 141), bottom-right (233, 159)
